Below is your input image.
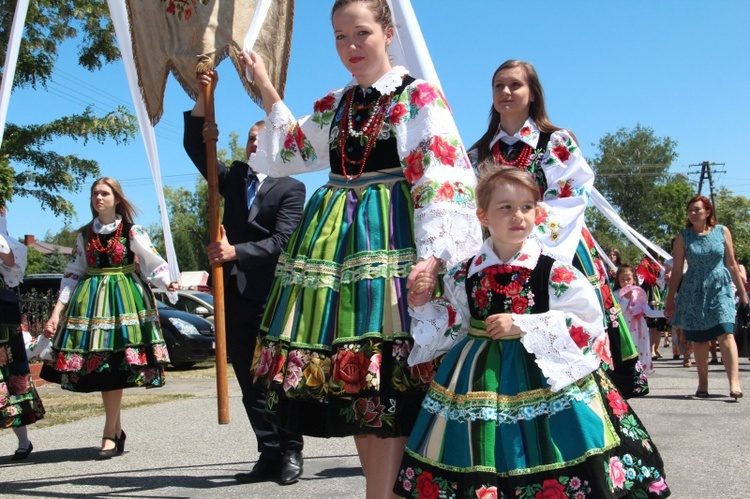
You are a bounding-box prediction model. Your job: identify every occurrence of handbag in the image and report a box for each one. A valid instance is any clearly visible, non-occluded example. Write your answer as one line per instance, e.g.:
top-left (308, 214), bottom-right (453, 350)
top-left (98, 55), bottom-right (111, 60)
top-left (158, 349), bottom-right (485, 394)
top-left (0, 288), bottom-right (22, 327)
top-left (734, 304), bottom-right (750, 353)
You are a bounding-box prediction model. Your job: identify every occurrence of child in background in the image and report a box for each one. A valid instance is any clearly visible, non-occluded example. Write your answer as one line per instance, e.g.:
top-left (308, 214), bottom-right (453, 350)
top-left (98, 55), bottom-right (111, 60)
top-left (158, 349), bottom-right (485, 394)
top-left (615, 265), bottom-right (655, 375)
top-left (395, 169), bottom-right (669, 498)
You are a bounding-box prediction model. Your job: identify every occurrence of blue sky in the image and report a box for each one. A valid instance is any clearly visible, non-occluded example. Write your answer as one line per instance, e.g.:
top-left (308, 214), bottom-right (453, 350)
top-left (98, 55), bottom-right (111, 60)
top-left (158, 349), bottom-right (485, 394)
top-left (4, 0), bottom-right (750, 242)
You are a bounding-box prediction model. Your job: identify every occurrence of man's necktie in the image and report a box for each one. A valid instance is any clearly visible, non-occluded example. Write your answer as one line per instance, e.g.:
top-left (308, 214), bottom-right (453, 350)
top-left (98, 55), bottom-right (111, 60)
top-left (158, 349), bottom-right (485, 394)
top-left (247, 173), bottom-right (258, 209)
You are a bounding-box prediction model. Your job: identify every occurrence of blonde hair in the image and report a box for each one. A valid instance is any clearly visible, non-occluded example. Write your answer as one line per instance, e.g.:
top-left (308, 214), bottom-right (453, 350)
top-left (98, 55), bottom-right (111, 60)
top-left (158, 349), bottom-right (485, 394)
top-left (476, 168), bottom-right (540, 211)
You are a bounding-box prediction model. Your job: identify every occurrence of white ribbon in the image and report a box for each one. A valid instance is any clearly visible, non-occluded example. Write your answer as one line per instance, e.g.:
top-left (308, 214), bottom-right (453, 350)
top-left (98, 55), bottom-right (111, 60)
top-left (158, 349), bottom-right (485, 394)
top-left (243, 0), bottom-right (272, 81)
top-left (386, 0), bottom-right (441, 89)
top-left (0, 0), bottom-right (30, 148)
top-left (107, 0), bottom-right (180, 281)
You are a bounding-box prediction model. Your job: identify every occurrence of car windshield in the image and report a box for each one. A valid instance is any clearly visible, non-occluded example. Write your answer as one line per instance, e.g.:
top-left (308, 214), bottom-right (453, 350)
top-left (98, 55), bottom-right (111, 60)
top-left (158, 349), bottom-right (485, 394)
top-left (156, 300), bottom-right (175, 310)
top-left (192, 292), bottom-right (214, 306)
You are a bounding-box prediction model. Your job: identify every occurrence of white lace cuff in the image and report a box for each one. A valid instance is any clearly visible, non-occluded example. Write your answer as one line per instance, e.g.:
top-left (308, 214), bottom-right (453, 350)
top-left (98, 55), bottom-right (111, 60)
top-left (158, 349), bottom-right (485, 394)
top-left (515, 311), bottom-right (600, 392)
top-left (407, 301), bottom-right (466, 366)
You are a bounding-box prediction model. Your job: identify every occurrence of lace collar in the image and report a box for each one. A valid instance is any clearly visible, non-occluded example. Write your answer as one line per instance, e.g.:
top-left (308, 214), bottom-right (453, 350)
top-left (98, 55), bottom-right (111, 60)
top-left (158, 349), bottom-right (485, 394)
top-left (489, 117), bottom-right (541, 151)
top-left (93, 215), bottom-right (122, 234)
top-left (468, 237), bottom-right (541, 276)
top-left (344, 66), bottom-right (409, 95)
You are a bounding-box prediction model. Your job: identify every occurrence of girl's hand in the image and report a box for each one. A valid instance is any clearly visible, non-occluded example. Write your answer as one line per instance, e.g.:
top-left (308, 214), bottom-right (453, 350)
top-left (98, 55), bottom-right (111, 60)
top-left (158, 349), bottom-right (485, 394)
top-left (240, 50), bottom-right (269, 86)
top-left (407, 271), bottom-right (437, 307)
top-left (43, 316), bottom-right (58, 338)
top-left (167, 282), bottom-right (182, 292)
top-left (664, 299), bottom-right (676, 318)
top-left (484, 313), bottom-right (518, 339)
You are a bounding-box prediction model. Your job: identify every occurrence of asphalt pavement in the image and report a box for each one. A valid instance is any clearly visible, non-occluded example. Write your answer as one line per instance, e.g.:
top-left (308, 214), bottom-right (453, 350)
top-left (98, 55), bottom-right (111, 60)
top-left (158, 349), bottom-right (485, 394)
top-left (1, 355), bottom-right (749, 498)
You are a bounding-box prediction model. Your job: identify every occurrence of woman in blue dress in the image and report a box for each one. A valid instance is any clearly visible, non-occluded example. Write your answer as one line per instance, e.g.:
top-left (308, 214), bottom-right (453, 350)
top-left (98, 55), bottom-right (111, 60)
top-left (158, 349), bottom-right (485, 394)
top-left (665, 195), bottom-right (748, 400)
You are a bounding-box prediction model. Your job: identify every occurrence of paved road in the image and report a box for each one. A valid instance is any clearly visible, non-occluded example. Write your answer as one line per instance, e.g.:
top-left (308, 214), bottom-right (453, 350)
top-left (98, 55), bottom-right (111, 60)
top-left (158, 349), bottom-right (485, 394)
top-left (1, 357), bottom-right (749, 498)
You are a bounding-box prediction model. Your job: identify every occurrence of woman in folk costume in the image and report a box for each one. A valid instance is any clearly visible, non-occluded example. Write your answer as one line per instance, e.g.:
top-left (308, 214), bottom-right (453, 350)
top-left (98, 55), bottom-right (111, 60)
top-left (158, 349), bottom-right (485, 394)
top-left (394, 169), bottom-right (669, 498)
top-left (0, 207), bottom-right (44, 460)
top-left (241, 0), bottom-right (482, 494)
top-left (468, 60), bottom-right (648, 398)
top-left (42, 177), bottom-right (180, 460)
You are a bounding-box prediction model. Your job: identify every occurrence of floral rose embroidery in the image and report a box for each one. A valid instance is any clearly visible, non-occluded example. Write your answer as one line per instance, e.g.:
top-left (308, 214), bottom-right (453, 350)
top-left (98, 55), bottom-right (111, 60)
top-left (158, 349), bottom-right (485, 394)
top-left (558, 181), bottom-right (573, 198)
top-left (569, 325), bottom-right (591, 349)
top-left (535, 478), bottom-right (567, 499)
top-left (436, 181), bottom-right (455, 201)
top-left (608, 456), bottom-right (627, 489)
top-left (607, 390), bottom-right (629, 418)
top-left (474, 288), bottom-right (489, 309)
top-left (67, 353), bottom-right (84, 371)
top-left (411, 82), bottom-right (439, 108)
top-left (511, 297), bottom-right (528, 314)
top-left (415, 471), bottom-right (440, 499)
top-left (403, 150), bottom-right (425, 184)
top-left (520, 126), bottom-right (531, 137)
top-left (86, 354), bottom-right (103, 373)
top-left (124, 348), bottom-right (141, 365)
top-left (476, 485), bottom-right (498, 499)
top-left (303, 361), bottom-right (326, 389)
top-left (270, 353), bottom-right (287, 383)
top-left (535, 206), bottom-right (549, 225)
top-left (333, 350), bottom-right (368, 393)
top-left (649, 477), bottom-right (668, 494)
top-left (283, 350), bottom-right (305, 392)
top-left (283, 133), bottom-right (296, 151)
top-left (429, 136), bottom-right (457, 166)
top-left (552, 144), bottom-right (571, 162)
top-left (9, 375), bottom-right (29, 393)
top-left (313, 94), bottom-right (336, 113)
top-left (389, 102), bottom-right (409, 124)
top-left (506, 280), bottom-right (523, 297)
top-left (551, 266), bottom-right (576, 285)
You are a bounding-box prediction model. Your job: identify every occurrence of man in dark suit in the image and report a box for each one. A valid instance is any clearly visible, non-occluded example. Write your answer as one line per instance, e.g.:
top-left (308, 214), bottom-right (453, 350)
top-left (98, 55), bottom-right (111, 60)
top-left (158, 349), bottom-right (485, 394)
top-left (183, 73), bottom-right (305, 485)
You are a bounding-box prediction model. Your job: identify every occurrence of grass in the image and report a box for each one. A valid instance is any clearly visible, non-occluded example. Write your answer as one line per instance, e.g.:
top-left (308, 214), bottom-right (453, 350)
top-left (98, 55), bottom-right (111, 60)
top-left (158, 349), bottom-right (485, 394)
top-left (165, 360), bottom-right (235, 379)
top-left (30, 393), bottom-right (191, 429)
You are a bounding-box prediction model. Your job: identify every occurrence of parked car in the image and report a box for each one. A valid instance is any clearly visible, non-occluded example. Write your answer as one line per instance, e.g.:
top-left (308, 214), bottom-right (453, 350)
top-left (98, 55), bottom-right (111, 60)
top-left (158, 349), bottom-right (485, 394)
top-left (153, 289), bottom-right (214, 325)
top-left (18, 274), bottom-right (215, 369)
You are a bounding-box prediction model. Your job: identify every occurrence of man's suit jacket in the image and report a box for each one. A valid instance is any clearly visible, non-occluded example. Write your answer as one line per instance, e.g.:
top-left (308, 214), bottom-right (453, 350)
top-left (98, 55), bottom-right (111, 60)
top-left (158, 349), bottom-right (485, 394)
top-left (183, 112), bottom-right (305, 302)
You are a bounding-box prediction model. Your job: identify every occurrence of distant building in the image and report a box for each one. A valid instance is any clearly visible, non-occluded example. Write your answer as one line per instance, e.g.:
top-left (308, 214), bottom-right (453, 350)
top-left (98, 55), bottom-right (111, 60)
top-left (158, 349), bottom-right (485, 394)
top-left (23, 235), bottom-right (73, 256)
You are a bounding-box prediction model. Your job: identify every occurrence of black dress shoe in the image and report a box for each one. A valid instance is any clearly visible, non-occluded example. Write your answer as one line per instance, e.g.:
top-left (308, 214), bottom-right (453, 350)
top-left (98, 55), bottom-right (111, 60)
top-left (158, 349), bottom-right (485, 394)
top-left (116, 430), bottom-right (127, 455)
top-left (11, 442), bottom-right (33, 461)
top-left (235, 459), bottom-right (281, 483)
top-left (279, 451), bottom-right (303, 485)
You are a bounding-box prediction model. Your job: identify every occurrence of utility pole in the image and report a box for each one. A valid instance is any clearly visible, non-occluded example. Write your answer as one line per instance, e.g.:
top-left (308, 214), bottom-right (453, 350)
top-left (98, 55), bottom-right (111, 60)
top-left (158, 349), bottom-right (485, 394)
top-left (687, 161), bottom-right (725, 219)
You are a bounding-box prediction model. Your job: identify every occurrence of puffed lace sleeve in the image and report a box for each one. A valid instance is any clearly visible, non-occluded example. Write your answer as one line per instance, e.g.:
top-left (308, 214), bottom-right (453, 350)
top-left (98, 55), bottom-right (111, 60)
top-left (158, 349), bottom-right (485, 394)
top-left (58, 233), bottom-right (88, 304)
top-left (513, 262), bottom-right (605, 391)
top-left (129, 225), bottom-right (172, 294)
top-left (534, 130), bottom-right (595, 264)
top-left (249, 90), bottom-right (345, 177)
top-left (394, 80), bottom-right (482, 267)
top-left (0, 233), bottom-right (27, 287)
top-left (407, 261), bottom-right (471, 366)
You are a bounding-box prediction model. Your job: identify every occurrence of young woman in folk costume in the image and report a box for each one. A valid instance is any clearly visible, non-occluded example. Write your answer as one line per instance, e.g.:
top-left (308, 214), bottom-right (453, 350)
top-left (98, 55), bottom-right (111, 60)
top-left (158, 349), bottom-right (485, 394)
top-left (394, 169), bottom-right (669, 498)
top-left (42, 177), bottom-right (180, 459)
top-left (0, 208), bottom-right (44, 461)
top-left (241, 0), bottom-right (482, 495)
top-left (468, 60), bottom-right (648, 398)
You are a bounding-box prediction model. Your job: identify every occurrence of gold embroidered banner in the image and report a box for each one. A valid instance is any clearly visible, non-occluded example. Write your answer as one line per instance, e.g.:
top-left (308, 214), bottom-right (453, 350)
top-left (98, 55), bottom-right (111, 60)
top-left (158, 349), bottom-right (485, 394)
top-left (126, 0), bottom-right (294, 124)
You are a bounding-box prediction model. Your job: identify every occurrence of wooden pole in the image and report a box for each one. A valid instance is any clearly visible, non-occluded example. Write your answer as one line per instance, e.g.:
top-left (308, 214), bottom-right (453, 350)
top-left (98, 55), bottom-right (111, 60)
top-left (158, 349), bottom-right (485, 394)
top-left (201, 77), bottom-right (230, 424)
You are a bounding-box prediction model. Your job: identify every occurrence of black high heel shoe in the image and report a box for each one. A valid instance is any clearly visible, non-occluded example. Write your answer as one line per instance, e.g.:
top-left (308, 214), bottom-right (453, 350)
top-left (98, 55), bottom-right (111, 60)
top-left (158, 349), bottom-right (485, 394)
top-left (730, 391), bottom-right (743, 401)
top-left (116, 430), bottom-right (126, 455)
top-left (96, 437), bottom-right (118, 460)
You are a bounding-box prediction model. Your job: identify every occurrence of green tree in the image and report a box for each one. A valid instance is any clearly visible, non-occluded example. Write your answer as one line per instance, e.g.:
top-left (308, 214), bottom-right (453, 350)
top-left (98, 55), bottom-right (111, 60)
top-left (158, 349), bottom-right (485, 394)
top-left (0, 0), bottom-right (138, 216)
top-left (713, 188), bottom-right (750, 265)
top-left (41, 248), bottom-right (68, 273)
top-left (149, 178), bottom-right (213, 272)
top-left (24, 246), bottom-right (46, 275)
top-left (217, 130), bottom-right (248, 165)
top-left (43, 224), bottom-right (79, 248)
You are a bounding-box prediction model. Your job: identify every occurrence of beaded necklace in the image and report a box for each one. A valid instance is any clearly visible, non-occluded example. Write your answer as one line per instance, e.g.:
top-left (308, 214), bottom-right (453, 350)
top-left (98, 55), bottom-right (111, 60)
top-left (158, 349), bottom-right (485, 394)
top-left (338, 87), bottom-right (395, 181)
top-left (493, 141), bottom-right (533, 169)
top-left (483, 264), bottom-right (532, 295)
top-left (88, 221), bottom-right (125, 265)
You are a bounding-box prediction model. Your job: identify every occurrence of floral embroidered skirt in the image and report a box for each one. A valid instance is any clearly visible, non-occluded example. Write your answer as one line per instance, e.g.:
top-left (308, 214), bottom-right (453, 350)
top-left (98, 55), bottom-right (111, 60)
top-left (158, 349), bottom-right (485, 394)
top-left (394, 335), bottom-right (670, 498)
top-left (41, 269), bottom-right (169, 392)
top-left (574, 227), bottom-right (648, 398)
top-left (0, 326), bottom-right (45, 428)
top-left (252, 170), bottom-right (437, 438)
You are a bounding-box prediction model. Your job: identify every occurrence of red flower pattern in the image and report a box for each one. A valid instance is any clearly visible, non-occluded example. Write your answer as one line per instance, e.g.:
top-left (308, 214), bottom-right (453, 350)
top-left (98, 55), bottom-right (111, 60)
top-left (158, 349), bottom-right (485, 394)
top-left (403, 150), bottom-right (424, 184)
top-left (416, 471), bottom-right (440, 499)
top-left (389, 102), bottom-right (409, 124)
top-left (313, 94), bottom-right (336, 113)
top-left (411, 83), bottom-right (439, 108)
top-left (551, 267), bottom-right (576, 285)
top-left (436, 182), bottom-right (455, 200)
top-left (568, 325), bottom-right (590, 349)
top-left (333, 350), bottom-right (368, 393)
top-left (552, 144), bottom-right (571, 162)
top-left (535, 478), bottom-right (568, 499)
top-left (607, 390), bottom-right (629, 418)
top-left (429, 136), bottom-right (457, 166)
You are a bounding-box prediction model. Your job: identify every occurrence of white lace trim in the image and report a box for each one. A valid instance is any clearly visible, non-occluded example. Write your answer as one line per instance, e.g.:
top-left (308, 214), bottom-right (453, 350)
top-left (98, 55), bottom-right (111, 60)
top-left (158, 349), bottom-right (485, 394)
top-left (344, 65), bottom-right (409, 95)
top-left (515, 311), bottom-right (600, 392)
top-left (93, 215), bottom-right (122, 234)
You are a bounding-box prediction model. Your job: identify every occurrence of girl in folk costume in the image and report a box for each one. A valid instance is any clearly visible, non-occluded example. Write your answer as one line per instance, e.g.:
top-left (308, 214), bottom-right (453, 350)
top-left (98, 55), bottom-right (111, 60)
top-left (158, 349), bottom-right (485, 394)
top-left (0, 208), bottom-right (44, 461)
top-left (42, 177), bottom-right (180, 459)
top-left (637, 253), bottom-right (670, 360)
top-left (615, 265), bottom-right (655, 375)
top-left (394, 169), bottom-right (669, 498)
top-left (468, 59), bottom-right (648, 398)
top-left (242, 0), bottom-right (482, 494)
